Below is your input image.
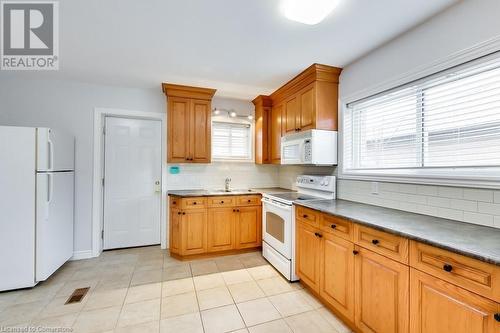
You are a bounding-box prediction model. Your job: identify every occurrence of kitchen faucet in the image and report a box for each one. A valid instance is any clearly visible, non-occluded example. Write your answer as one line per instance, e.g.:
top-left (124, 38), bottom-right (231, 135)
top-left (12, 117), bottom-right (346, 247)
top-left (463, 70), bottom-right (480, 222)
top-left (225, 177), bottom-right (231, 192)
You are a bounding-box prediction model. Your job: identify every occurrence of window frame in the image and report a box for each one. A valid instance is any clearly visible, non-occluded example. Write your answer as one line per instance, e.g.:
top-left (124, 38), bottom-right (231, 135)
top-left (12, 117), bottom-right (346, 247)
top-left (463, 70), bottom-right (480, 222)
top-left (339, 51), bottom-right (500, 189)
top-left (211, 116), bottom-right (254, 162)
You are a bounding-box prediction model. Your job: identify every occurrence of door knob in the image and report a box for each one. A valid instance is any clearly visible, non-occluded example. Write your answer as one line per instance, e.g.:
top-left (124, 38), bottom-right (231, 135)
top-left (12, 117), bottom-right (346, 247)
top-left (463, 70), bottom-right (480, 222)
top-left (155, 180), bottom-right (161, 193)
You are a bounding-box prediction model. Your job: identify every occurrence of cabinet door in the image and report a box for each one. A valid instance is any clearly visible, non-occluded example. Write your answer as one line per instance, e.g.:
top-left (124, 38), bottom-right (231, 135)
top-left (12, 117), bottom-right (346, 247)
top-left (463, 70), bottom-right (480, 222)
top-left (355, 246), bottom-right (409, 333)
top-left (321, 232), bottom-right (355, 321)
top-left (270, 103), bottom-right (283, 164)
top-left (168, 97), bottom-right (190, 162)
top-left (284, 96), bottom-right (298, 134)
top-left (169, 208), bottom-right (181, 254)
top-left (190, 99), bottom-right (211, 163)
top-left (180, 210), bottom-right (207, 255)
top-left (254, 105), bottom-right (271, 164)
top-left (410, 269), bottom-right (500, 333)
top-left (207, 207), bottom-right (235, 252)
top-left (299, 84), bottom-right (315, 130)
top-left (235, 206), bottom-right (261, 249)
top-left (296, 221), bottom-right (321, 293)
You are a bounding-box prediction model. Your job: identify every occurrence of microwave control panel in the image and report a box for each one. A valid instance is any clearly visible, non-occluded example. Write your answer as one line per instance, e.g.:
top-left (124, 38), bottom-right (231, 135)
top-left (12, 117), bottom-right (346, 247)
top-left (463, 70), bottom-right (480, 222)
top-left (304, 139), bottom-right (312, 162)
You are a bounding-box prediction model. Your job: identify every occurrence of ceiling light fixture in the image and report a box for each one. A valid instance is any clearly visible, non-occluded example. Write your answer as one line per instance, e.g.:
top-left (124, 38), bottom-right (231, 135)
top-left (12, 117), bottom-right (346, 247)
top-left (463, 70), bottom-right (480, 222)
top-left (247, 115), bottom-right (253, 120)
top-left (213, 108), bottom-right (220, 115)
top-left (230, 111), bottom-right (237, 118)
top-left (282, 0), bottom-right (340, 25)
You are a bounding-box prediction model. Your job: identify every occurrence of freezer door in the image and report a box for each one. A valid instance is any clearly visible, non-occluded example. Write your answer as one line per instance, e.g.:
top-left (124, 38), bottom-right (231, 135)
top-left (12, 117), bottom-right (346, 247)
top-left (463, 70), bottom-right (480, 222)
top-left (0, 126), bottom-right (36, 291)
top-left (37, 128), bottom-right (75, 172)
top-left (36, 172), bottom-right (74, 281)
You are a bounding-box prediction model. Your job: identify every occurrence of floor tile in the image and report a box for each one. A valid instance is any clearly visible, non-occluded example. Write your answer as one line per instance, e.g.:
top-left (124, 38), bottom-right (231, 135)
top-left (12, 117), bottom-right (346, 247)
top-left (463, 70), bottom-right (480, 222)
top-left (228, 281), bottom-right (265, 303)
top-left (56, 279), bottom-right (99, 297)
top-left (13, 282), bottom-right (64, 305)
top-left (299, 289), bottom-right (324, 309)
top-left (201, 304), bottom-right (245, 333)
top-left (316, 308), bottom-right (352, 333)
top-left (284, 310), bottom-right (336, 333)
top-left (256, 277), bottom-right (297, 296)
top-left (118, 299), bottom-right (161, 328)
top-left (130, 269), bottom-right (162, 286)
top-left (125, 283), bottom-right (161, 304)
top-left (30, 313), bottom-right (78, 329)
top-left (231, 330), bottom-right (249, 333)
top-left (268, 290), bottom-right (313, 317)
top-left (37, 296), bottom-right (87, 319)
top-left (222, 269), bottom-right (254, 285)
top-left (236, 298), bottom-right (281, 327)
top-left (160, 292), bottom-right (199, 319)
top-left (160, 312), bottom-right (203, 333)
top-left (215, 257), bottom-right (245, 272)
top-left (248, 319), bottom-right (292, 333)
top-left (114, 320), bottom-right (160, 333)
top-left (0, 300), bottom-right (45, 325)
top-left (247, 265), bottom-right (279, 280)
top-left (83, 288), bottom-right (127, 310)
top-left (190, 260), bottom-right (219, 276)
top-left (162, 264), bottom-right (192, 281)
top-left (162, 278), bottom-right (195, 297)
top-left (72, 306), bottom-right (121, 333)
top-left (95, 275), bottom-right (131, 292)
top-left (197, 286), bottom-right (234, 310)
top-left (193, 273), bottom-right (225, 291)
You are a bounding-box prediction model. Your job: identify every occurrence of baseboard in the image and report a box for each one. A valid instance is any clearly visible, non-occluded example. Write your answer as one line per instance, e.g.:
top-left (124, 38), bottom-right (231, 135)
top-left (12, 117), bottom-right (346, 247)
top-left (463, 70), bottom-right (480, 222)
top-left (70, 250), bottom-right (94, 261)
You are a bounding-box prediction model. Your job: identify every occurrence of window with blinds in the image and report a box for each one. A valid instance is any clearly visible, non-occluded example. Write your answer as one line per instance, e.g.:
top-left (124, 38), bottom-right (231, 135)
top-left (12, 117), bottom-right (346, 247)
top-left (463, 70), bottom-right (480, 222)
top-left (343, 52), bottom-right (500, 180)
top-left (212, 121), bottom-right (252, 160)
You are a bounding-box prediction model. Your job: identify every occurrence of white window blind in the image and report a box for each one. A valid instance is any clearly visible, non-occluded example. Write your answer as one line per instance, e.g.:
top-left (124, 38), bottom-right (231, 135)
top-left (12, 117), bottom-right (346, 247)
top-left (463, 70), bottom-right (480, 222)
top-left (212, 121), bottom-right (252, 160)
top-left (344, 52), bottom-right (500, 180)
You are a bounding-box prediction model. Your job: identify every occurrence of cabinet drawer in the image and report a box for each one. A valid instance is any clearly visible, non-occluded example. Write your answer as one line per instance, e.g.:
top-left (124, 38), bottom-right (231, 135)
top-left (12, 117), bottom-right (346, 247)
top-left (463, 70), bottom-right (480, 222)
top-left (170, 196), bottom-right (180, 208)
top-left (354, 224), bottom-right (409, 264)
top-left (296, 206), bottom-right (320, 227)
top-left (410, 241), bottom-right (500, 302)
top-left (320, 214), bottom-right (353, 241)
top-left (181, 197), bottom-right (207, 209)
top-left (207, 196), bottom-right (235, 207)
top-left (236, 195), bottom-right (261, 206)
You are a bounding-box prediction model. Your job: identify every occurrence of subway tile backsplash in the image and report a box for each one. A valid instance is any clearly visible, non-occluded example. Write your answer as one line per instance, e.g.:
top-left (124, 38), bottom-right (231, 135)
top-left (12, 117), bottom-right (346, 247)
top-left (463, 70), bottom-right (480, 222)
top-left (338, 179), bottom-right (500, 229)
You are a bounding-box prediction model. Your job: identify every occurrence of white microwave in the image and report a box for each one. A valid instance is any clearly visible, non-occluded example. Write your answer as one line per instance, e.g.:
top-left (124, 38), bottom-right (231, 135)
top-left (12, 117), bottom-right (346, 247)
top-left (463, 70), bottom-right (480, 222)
top-left (281, 129), bottom-right (337, 165)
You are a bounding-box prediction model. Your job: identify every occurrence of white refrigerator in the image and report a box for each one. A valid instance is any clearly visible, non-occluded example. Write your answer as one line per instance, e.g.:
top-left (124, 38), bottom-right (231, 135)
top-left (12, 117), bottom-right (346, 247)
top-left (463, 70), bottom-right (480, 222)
top-left (0, 126), bottom-right (75, 291)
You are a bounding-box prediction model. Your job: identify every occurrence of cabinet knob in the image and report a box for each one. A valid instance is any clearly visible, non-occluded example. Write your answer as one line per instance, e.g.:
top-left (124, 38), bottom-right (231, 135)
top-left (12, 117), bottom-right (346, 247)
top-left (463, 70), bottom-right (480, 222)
top-left (237, 209), bottom-right (240, 212)
top-left (371, 239), bottom-right (380, 245)
top-left (193, 202), bottom-right (197, 205)
top-left (314, 232), bottom-right (323, 238)
top-left (173, 201), bottom-right (176, 204)
top-left (177, 212), bottom-right (181, 215)
top-left (220, 201), bottom-right (224, 203)
top-left (494, 313), bottom-right (500, 322)
top-left (248, 199), bottom-right (251, 203)
top-left (233, 209), bottom-right (236, 212)
top-left (353, 250), bottom-right (359, 255)
top-left (330, 224), bottom-right (337, 229)
top-left (302, 214), bottom-right (308, 218)
top-left (443, 264), bottom-right (453, 272)
top-left (182, 212), bottom-right (186, 215)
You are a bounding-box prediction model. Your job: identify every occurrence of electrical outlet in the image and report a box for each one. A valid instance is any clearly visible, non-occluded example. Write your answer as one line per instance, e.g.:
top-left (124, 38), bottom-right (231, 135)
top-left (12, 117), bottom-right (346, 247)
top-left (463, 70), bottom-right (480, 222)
top-left (371, 182), bottom-right (379, 195)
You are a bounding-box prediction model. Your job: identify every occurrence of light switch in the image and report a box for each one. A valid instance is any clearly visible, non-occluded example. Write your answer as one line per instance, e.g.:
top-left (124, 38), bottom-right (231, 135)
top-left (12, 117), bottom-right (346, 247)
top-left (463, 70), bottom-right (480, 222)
top-left (371, 182), bottom-right (379, 195)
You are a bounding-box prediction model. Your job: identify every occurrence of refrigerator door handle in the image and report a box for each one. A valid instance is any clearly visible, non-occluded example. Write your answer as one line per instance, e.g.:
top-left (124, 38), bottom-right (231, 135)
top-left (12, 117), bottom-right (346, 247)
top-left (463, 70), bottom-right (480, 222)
top-left (47, 137), bottom-right (54, 170)
top-left (47, 173), bottom-right (53, 204)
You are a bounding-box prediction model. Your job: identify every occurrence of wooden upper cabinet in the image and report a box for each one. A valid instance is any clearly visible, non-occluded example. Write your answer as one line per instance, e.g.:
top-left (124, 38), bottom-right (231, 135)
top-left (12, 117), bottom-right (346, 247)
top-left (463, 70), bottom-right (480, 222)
top-left (284, 96), bottom-right (299, 134)
top-left (410, 269), bottom-right (500, 333)
top-left (252, 96), bottom-right (272, 164)
top-left (354, 246), bottom-right (409, 333)
top-left (270, 103), bottom-right (283, 164)
top-left (299, 84), bottom-right (315, 130)
top-left (162, 83), bottom-right (216, 163)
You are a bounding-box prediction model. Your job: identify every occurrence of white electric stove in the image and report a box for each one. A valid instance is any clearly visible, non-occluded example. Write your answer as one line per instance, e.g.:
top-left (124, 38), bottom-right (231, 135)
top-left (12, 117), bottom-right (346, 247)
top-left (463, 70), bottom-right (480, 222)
top-left (261, 175), bottom-right (336, 281)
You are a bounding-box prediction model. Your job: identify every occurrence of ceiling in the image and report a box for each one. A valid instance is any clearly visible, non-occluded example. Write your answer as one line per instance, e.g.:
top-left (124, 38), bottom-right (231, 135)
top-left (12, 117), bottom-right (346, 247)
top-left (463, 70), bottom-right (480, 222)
top-left (11, 0), bottom-right (459, 99)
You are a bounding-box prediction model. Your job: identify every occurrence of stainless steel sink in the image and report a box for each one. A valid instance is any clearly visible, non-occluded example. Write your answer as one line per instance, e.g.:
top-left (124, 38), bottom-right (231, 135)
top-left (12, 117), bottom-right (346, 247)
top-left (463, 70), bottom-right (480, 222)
top-left (208, 189), bottom-right (254, 194)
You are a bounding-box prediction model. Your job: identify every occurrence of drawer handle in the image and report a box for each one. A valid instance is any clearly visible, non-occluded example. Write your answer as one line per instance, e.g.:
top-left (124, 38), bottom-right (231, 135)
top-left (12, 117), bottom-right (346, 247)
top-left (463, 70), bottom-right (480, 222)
top-left (177, 212), bottom-right (181, 215)
top-left (371, 239), bottom-right (380, 245)
top-left (220, 201), bottom-right (224, 203)
top-left (193, 202), bottom-right (197, 205)
top-left (303, 214), bottom-right (308, 218)
top-left (248, 199), bottom-right (251, 203)
top-left (494, 313), bottom-right (500, 322)
top-left (314, 232), bottom-right (323, 238)
top-left (443, 264), bottom-right (453, 272)
top-left (237, 209), bottom-right (240, 212)
top-left (353, 250), bottom-right (359, 255)
top-left (330, 224), bottom-right (337, 229)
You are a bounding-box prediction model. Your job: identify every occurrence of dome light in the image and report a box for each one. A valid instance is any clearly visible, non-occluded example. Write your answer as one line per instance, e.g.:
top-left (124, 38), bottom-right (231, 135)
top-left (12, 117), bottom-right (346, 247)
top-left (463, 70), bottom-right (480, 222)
top-left (282, 0), bottom-right (340, 25)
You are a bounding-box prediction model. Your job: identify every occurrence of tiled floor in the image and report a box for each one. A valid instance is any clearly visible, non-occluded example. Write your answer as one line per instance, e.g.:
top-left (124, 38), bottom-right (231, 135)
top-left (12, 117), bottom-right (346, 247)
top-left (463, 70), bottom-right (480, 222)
top-left (0, 246), bottom-right (351, 333)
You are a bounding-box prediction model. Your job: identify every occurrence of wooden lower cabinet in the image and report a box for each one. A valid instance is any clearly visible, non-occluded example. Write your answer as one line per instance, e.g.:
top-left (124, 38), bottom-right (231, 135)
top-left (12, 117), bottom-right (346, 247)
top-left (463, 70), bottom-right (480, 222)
top-left (354, 246), bottom-right (409, 333)
top-left (321, 232), bottom-right (355, 321)
top-left (207, 207), bottom-right (235, 252)
top-left (296, 220), bottom-right (321, 293)
top-left (235, 206), bottom-right (262, 249)
top-left (169, 208), bottom-right (181, 253)
top-left (180, 209), bottom-right (207, 255)
top-left (410, 269), bottom-right (500, 333)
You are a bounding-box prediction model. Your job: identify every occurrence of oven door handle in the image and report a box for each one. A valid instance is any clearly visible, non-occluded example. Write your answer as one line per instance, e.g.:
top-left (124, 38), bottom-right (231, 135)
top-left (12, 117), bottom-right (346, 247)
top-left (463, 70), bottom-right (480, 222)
top-left (262, 197), bottom-right (290, 209)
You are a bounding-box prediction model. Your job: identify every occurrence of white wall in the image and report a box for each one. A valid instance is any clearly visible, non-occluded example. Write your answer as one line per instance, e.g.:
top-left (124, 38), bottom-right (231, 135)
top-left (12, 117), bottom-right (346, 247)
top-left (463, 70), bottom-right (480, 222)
top-left (338, 0), bottom-right (500, 229)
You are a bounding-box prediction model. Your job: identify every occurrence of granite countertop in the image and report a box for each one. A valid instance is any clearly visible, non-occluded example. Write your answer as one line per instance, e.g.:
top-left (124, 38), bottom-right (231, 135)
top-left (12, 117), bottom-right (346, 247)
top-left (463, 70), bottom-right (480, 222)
top-left (295, 199), bottom-right (500, 266)
top-left (168, 187), bottom-right (295, 197)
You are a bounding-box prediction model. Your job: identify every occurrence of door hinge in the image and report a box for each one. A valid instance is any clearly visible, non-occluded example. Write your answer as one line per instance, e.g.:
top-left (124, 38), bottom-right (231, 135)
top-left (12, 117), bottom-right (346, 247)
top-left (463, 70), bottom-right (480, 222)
top-left (102, 178), bottom-right (105, 187)
top-left (101, 230), bottom-right (104, 239)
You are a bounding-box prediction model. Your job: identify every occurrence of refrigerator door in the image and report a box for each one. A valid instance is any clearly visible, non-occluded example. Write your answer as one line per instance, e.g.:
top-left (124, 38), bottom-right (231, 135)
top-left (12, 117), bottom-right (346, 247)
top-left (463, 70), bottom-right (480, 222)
top-left (36, 171), bottom-right (74, 281)
top-left (37, 128), bottom-right (75, 172)
top-left (0, 126), bottom-right (37, 291)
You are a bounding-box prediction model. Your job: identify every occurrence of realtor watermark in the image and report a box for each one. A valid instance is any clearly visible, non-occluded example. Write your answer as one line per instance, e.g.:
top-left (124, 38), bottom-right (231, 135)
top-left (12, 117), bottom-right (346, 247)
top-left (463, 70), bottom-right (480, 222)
top-left (0, 0), bottom-right (59, 70)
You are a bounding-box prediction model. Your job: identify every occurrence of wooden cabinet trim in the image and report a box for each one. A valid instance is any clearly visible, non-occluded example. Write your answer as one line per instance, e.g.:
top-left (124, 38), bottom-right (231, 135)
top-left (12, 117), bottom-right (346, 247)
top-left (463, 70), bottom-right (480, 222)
top-left (162, 83), bottom-right (216, 100)
top-left (354, 224), bottom-right (409, 264)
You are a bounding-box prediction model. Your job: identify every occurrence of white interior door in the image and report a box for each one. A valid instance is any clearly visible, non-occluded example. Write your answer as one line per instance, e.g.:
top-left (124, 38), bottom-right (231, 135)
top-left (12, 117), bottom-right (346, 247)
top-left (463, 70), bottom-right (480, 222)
top-left (103, 117), bottom-right (162, 250)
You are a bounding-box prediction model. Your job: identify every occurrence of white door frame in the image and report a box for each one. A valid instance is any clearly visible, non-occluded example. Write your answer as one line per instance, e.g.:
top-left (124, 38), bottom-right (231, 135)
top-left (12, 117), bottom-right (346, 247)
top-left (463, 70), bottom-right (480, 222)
top-left (92, 108), bottom-right (166, 258)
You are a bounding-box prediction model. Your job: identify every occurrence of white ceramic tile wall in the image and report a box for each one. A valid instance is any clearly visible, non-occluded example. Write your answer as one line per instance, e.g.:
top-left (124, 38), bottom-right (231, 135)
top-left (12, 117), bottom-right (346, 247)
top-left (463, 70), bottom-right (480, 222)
top-left (167, 162), bottom-right (279, 190)
top-left (338, 179), bottom-right (500, 229)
